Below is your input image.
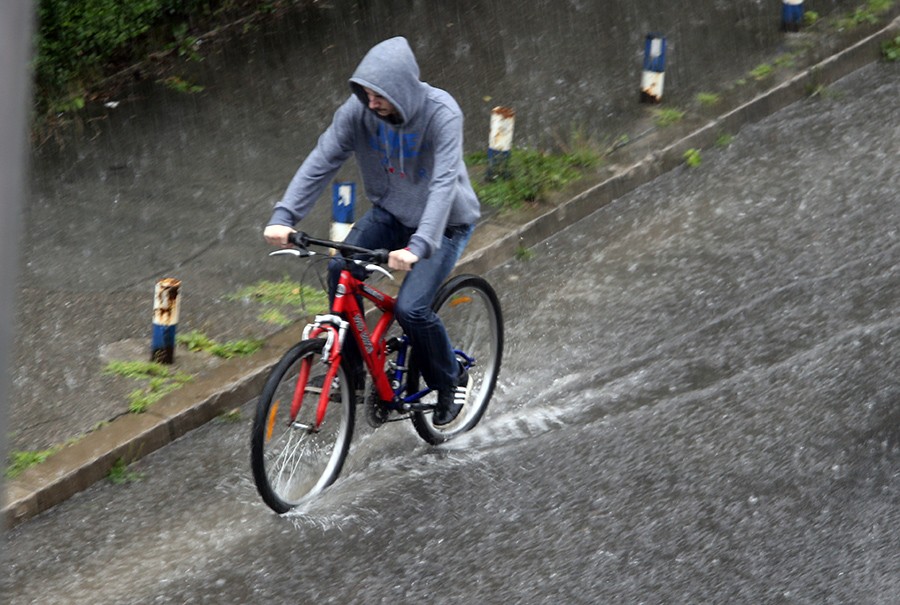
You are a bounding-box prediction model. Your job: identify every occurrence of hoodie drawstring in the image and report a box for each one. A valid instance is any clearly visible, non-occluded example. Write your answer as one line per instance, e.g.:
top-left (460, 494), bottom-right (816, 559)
top-left (398, 128), bottom-right (406, 178)
top-left (382, 124), bottom-right (407, 179)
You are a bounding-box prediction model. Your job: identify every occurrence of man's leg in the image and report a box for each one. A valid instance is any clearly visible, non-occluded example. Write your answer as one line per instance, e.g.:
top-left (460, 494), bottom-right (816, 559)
top-left (327, 207), bottom-right (412, 386)
top-left (394, 225), bottom-right (474, 399)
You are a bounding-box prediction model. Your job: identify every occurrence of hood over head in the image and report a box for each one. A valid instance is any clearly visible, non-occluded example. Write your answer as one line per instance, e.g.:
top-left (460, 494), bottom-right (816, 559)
top-left (349, 37), bottom-right (425, 125)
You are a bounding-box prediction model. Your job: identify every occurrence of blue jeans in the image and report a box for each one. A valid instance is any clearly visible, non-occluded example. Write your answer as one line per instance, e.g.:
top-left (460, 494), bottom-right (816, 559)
top-left (328, 206), bottom-right (474, 392)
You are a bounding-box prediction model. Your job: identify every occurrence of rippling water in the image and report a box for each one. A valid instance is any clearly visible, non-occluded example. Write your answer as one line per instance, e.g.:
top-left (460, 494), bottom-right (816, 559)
top-left (6, 14), bottom-right (898, 605)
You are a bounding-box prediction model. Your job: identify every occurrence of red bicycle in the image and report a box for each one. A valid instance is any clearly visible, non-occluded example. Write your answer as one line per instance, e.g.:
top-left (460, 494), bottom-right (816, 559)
top-left (251, 232), bottom-right (503, 513)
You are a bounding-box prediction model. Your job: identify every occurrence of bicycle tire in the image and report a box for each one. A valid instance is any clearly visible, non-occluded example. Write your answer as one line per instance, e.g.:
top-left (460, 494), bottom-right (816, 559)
top-left (410, 274), bottom-right (503, 444)
top-left (250, 339), bottom-right (355, 513)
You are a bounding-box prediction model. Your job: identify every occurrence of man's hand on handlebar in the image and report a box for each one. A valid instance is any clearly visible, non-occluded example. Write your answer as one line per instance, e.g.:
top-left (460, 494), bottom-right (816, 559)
top-left (264, 226), bottom-right (401, 268)
top-left (389, 248), bottom-right (419, 272)
top-left (264, 224), bottom-right (296, 248)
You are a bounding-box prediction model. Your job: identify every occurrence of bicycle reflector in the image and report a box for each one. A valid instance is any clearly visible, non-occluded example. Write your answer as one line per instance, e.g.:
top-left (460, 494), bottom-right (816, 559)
top-left (449, 295), bottom-right (472, 307)
top-left (266, 401), bottom-right (280, 442)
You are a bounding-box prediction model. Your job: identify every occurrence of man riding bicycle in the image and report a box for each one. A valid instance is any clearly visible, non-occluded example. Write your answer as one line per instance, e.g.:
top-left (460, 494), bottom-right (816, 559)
top-left (264, 36), bottom-right (480, 425)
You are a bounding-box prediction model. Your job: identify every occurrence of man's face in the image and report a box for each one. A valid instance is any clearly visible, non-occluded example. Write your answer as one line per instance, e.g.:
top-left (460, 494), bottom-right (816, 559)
top-left (363, 87), bottom-right (398, 118)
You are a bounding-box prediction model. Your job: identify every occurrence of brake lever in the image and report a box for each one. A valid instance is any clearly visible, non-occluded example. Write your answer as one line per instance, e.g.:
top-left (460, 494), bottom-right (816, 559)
top-left (353, 259), bottom-right (394, 281)
top-left (269, 248), bottom-right (315, 258)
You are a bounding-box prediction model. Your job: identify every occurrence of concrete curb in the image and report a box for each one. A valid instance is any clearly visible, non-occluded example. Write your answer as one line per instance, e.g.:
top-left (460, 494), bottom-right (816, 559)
top-left (5, 16), bottom-right (898, 529)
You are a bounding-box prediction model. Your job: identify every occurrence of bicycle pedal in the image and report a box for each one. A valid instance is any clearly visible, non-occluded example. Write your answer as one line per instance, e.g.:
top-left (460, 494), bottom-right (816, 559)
top-left (365, 390), bottom-right (393, 428)
top-left (384, 414), bottom-right (412, 423)
top-left (405, 402), bottom-right (436, 413)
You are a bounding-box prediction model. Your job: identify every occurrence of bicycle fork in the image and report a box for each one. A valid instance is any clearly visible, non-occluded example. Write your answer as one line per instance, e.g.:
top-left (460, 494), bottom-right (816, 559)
top-left (289, 315), bottom-right (348, 431)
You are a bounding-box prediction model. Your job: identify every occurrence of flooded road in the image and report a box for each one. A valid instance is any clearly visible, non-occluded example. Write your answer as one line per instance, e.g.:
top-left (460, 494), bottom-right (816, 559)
top-left (11, 0), bottom-right (879, 454)
top-left (6, 61), bottom-right (897, 603)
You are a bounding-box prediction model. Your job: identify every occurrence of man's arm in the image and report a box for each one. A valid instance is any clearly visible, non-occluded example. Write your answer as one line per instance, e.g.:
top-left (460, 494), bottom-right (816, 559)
top-left (406, 109), bottom-right (465, 259)
top-left (268, 97), bottom-right (359, 229)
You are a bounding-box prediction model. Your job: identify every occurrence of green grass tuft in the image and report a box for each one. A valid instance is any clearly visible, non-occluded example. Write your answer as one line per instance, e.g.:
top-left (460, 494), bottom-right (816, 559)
top-left (696, 92), bottom-right (720, 106)
top-left (715, 133), bottom-right (734, 148)
top-left (176, 330), bottom-right (265, 359)
top-left (105, 359), bottom-right (192, 414)
top-left (750, 63), bottom-right (774, 80)
top-left (883, 34), bottom-right (900, 61)
top-left (229, 278), bottom-right (329, 321)
top-left (104, 360), bottom-right (171, 380)
top-left (126, 371), bottom-right (191, 413)
top-left (466, 147), bottom-right (600, 210)
top-left (836, 1), bottom-right (893, 28)
top-left (259, 308), bottom-right (292, 326)
top-left (683, 148), bottom-right (702, 168)
top-left (161, 75), bottom-right (204, 94)
top-left (6, 448), bottom-right (60, 479)
top-left (230, 277), bottom-right (326, 307)
top-left (653, 108), bottom-right (685, 127)
top-left (209, 339), bottom-right (265, 359)
top-left (515, 245), bottom-right (535, 261)
top-left (176, 330), bottom-right (216, 352)
top-left (108, 458), bottom-right (144, 484)
top-left (217, 409), bottom-right (243, 423)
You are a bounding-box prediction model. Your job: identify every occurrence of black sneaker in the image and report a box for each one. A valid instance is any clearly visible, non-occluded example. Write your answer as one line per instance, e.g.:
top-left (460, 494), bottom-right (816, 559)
top-left (433, 363), bottom-right (472, 426)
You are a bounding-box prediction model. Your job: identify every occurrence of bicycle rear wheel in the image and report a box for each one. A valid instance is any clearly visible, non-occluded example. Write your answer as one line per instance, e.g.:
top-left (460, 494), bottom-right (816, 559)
top-left (250, 339), bottom-right (355, 513)
top-left (411, 274), bottom-right (503, 444)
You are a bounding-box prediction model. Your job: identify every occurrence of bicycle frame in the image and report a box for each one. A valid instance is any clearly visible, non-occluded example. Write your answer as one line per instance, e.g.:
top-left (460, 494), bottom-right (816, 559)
top-left (253, 232), bottom-right (501, 513)
top-left (291, 263), bottom-right (433, 430)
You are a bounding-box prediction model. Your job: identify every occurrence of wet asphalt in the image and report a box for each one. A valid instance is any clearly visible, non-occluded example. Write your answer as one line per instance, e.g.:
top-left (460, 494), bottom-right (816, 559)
top-left (3, 59), bottom-right (898, 604)
top-left (10, 0), bottom-right (890, 456)
top-left (5, 0), bottom-right (899, 549)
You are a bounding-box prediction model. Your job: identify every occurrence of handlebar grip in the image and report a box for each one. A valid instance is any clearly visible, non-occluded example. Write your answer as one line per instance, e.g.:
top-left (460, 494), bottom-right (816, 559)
top-left (371, 249), bottom-right (390, 265)
top-left (288, 231), bottom-right (308, 247)
top-left (284, 231), bottom-right (387, 264)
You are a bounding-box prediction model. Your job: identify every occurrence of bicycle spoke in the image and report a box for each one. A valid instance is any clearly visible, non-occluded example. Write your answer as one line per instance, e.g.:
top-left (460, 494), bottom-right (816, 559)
top-left (251, 340), bottom-right (355, 513)
top-left (411, 276), bottom-right (503, 444)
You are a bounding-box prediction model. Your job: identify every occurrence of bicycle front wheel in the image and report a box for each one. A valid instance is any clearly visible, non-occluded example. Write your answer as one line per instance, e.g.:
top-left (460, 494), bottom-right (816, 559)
top-left (250, 339), bottom-right (355, 513)
top-left (411, 274), bottom-right (503, 444)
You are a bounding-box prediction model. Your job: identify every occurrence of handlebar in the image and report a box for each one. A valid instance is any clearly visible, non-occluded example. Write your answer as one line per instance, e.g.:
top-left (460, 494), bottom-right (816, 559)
top-left (288, 231), bottom-right (390, 265)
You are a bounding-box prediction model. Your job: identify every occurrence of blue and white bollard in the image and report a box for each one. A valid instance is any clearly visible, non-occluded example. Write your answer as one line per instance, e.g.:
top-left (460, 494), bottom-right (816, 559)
top-left (331, 182), bottom-right (355, 243)
top-left (640, 34), bottom-right (667, 104)
top-left (782, 0), bottom-right (804, 32)
top-left (151, 278), bottom-right (181, 364)
top-left (487, 106), bottom-right (515, 180)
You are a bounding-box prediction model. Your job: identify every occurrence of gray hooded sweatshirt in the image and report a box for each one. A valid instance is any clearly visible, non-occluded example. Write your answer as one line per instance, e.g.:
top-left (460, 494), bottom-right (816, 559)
top-left (269, 37), bottom-right (480, 260)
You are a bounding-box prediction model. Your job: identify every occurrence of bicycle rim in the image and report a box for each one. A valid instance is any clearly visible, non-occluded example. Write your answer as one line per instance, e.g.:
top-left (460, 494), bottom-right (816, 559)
top-left (250, 339), bottom-right (355, 513)
top-left (411, 275), bottom-right (503, 444)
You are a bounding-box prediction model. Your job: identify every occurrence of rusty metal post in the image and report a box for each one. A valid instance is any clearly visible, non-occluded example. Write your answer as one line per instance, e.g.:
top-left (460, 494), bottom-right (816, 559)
top-left (487, 106), bottom-right (515, 181)
top-left (640, 34), bottom-right (666, 104)
top-left (782, 0), bottom-right (804, 32)
top-left (151, 278), bottom-right (181, 364)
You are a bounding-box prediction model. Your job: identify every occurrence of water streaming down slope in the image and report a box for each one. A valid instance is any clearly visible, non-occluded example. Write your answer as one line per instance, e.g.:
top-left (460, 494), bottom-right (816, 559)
top-left (13, 0), bottom-right (880, 454)
top-left (4, 3), bottom-right (898, 602)
top-left (6, 59), bottom-right (900, 605)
